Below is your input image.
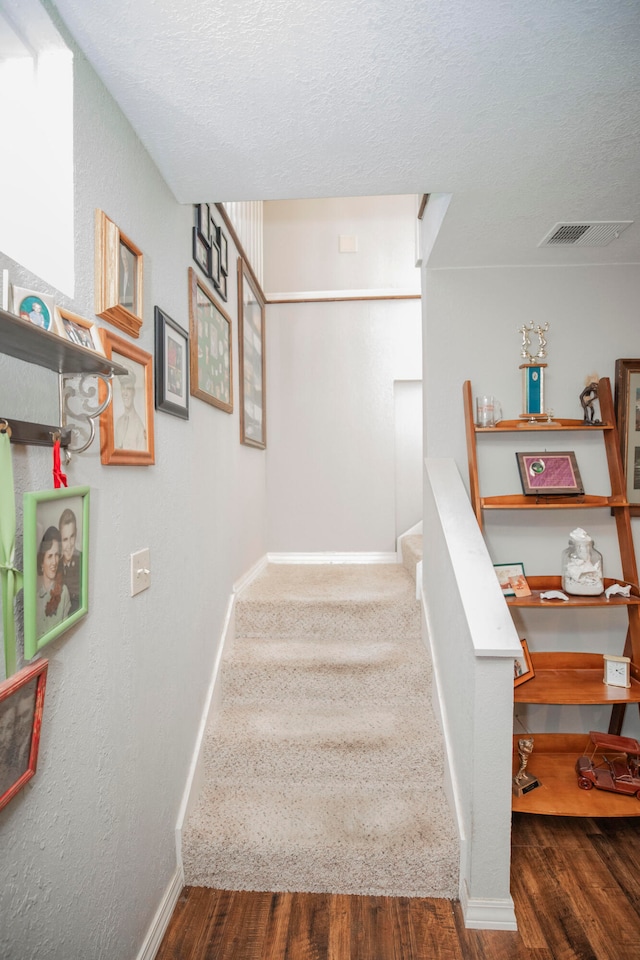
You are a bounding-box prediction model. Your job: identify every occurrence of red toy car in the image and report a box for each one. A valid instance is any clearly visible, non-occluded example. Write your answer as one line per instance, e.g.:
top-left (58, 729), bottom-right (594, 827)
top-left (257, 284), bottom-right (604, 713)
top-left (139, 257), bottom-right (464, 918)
top-left (576, 731), bottom-right (640, 798)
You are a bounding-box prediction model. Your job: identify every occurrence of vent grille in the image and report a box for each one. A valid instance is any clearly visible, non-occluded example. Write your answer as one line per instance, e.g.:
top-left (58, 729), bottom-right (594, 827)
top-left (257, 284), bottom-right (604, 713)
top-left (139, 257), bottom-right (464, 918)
top-left (539, 221), bottom-right (633, 247)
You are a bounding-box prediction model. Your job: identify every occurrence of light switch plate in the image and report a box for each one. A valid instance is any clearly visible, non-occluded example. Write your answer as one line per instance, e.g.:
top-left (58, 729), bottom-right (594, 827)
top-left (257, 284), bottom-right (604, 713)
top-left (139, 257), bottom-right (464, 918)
top-left (130, 548), bottom-right (150, 596)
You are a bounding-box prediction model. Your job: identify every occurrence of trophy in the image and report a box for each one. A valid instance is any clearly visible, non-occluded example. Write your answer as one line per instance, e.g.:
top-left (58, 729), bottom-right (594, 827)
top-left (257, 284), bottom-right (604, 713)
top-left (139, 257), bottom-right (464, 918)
top-left (513, 736), bottom-right (542, 796)
top-left (519, 321), bottom-right (549, 419)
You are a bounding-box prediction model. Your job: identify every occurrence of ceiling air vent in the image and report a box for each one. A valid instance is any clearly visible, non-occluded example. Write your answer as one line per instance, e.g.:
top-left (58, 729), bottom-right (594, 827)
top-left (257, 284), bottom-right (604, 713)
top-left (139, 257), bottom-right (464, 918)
top-left (539, 221), bottom-right (633, 247)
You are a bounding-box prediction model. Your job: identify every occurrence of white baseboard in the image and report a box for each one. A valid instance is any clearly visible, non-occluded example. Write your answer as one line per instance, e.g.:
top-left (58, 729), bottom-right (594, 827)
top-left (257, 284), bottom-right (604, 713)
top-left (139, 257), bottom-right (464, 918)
top-left (175, 590), bottom-right (236, 865)
top-left (233, 553), bottom-right (268, 592)
top-left (459, 879), bottom-right (517, 930)
top-left (267, 551), bottom-right (399, 564)
top-left (135, 865), bottom-right (184, 960)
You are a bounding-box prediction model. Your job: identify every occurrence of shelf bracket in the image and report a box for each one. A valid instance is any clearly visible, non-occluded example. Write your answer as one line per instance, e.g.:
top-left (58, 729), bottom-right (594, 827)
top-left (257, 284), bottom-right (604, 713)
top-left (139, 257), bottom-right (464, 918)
top-left (60, 372), bottom-right (113, 456)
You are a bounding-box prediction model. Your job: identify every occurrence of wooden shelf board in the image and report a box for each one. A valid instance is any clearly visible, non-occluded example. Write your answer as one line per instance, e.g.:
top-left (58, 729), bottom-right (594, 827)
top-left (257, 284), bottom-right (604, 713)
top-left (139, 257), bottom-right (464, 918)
top-left (512, 734), bottom-right (640, 816)
top-left (482, 494), bottom-right (616, 509)
top-left (507, 576), bottom-right (640, 608)
top-left (476, 419), bottom-right (613, 432)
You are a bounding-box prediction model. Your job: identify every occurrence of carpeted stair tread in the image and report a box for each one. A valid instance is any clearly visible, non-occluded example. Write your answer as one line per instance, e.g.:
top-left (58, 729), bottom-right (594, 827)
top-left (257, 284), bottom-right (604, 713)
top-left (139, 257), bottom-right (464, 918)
top-left (182, 779), bottom-right (458, 898)
top-left (400, 534), bottom-right (423, 578)
top-left (182, 562), bottom-right (459, 899)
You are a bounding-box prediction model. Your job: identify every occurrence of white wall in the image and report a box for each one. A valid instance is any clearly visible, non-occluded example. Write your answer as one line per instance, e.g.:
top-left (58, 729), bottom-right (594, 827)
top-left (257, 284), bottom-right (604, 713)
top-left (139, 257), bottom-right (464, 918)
top-left (0, 8), bottom-right (267, 959)
top-left (422, 256), bottom-right (640, 738)
top-left (264, 195), bottom-right (422, 554)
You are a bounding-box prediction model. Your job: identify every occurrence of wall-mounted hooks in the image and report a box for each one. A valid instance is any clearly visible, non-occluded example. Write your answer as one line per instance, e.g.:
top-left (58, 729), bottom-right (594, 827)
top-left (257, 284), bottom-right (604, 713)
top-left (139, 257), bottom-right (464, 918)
top-left (0, 417), bottom-right (70, 447)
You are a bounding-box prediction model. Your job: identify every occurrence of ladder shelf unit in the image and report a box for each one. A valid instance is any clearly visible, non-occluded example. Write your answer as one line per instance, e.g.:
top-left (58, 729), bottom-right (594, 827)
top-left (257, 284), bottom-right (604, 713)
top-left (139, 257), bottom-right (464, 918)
top-left (464, 377), bottom-right (640, 816)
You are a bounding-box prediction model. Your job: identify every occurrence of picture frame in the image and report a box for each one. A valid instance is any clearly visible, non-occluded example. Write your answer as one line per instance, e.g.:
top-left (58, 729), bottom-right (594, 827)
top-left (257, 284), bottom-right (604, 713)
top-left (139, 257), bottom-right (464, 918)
top-left (23, 486), bottom-right (90, 657)
top-left (154, 306), bottom-right (189, 420)
top-left (12, 286), bottom-right (55, 333)
top-left (192, 226), bottom-right (211, 277)
top-left (516, 451), bottom-right (584, 496)
top-left (188, 267), bottom-right (233, 413)
top-left (514, 639), bottom-right (535, 687)
top-left (197, 203), bottom-right (212, 243)
top-left (0, 659), bottom-right (48, 813)
top-left (615, 359), bottom-right (640, 515)
top-left (494, 562), bottom-right (527, 597)
top-left (219, 231), bottom-right (228, 275)
top-left (217, 271), bottom-right (228, 302)
top-left (98, 329), bottom-right (155, 465)
top-left (210, 239), bottom-right (221, 289)
top-left (95, 209), bottom-right (144, 338)
top-left (237, 258), bottom-right (266, 448)
top-left (54, 307), bottom-right (105, 355)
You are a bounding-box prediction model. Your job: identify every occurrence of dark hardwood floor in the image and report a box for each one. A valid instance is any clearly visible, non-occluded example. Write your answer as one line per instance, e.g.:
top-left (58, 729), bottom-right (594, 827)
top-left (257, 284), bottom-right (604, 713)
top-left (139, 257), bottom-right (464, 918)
top-left (156, 813), bottom-right (640, 959)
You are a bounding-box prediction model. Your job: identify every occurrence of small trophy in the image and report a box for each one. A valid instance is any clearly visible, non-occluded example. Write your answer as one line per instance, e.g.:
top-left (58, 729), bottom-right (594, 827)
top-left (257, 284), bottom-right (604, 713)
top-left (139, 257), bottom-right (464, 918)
top-left (513, 736), bottom-right (542, 796)
top-left (519, 321), bottom-right (549, 419)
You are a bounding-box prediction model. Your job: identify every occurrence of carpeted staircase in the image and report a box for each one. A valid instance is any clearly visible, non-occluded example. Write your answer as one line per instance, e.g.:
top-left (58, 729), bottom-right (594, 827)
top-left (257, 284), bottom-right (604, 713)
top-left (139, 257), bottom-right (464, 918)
top-left (181, 561), bottom-right (458, 899)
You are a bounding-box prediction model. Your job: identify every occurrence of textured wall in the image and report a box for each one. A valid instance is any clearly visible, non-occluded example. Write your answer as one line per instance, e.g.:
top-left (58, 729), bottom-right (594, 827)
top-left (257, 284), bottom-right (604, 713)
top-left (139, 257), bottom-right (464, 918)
top-left (0, 15), bottom-right (267, 960)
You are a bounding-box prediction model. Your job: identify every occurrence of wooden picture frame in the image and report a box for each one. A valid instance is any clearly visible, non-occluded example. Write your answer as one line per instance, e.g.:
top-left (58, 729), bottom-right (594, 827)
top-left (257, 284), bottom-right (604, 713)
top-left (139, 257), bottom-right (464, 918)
top-left (154, 306), bottom-right (189, 420)
top-left (0, 659), bottom-right (48, 813)
top-left (237, 258), bottom-right (266, 448)
top-left (514, 639), bottom-right (535, 687)
top-left (494, 562), bottom-right (526, 598)
top-left (188, 267), bottom-right (233, 413)
top-left (95, 209), bottom-right (144, 338)
top-left (23, 486), bottom-right (90, 657)
top-left (615, 359), bottom-right (640, 515)
top-left (516, 451), bottom-right (584, 496)
top-left (98, 329), bottom-right (155, 465)
top-left (12, 286), bottom-right (55, 332)
top-left (54, 307), bottom-right (105, 355)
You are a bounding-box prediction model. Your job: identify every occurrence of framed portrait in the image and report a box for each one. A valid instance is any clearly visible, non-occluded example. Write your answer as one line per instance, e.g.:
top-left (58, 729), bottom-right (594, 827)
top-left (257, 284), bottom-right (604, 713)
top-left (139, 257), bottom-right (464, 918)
top-left (218, 271), bottom-right (228, 302)
top-left (54, 307), bottom-right (105, 355)
top-left (615, 359), bottom-right (640, 514)
top-left (514, 639), bottom-right (535, 687)
top-left (23, 486), bottom-right (90, 658)
top-left (95, 209), bottom-right (144, 338)
top-left (192, 227), bottom-right (211, 277)
top-left (516, 451), bottom-right (583, 496)
top-left (154, 306), bottom-right (189, 419)
top-left (188, 267), bottom-right (233, 413)
top-left (197, 203), bottom-right (212, 243)
top-left (98, 329), bottom-right (155, 465)
top-left (0, 659), bottom-right (48, 813)
top-left (210, 239), bottom-right (221, 289)
top-left (12, 286), bottom-right (55, 332)
top-left (237, 258), bottom-right (266, 448)
top-left (219, 231), bottom-right (228, 275)
top-left (494, 562), bottom-right (526, 597)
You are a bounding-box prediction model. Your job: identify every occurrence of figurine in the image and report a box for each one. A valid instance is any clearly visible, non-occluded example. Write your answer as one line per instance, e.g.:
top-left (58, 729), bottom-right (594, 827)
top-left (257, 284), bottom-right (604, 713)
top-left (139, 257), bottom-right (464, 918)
top-left (579, 373), bottom-right (601, 424)
top-left (513, 736), bottom-right (541, 796)
top-left (576, 731), bottom-right (640, 798)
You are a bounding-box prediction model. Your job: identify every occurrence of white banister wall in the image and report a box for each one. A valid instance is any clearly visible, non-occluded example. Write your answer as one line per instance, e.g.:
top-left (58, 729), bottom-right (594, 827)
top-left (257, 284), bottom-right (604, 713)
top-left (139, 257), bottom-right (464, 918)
top-left (423, 458), bottom-right (521, 930)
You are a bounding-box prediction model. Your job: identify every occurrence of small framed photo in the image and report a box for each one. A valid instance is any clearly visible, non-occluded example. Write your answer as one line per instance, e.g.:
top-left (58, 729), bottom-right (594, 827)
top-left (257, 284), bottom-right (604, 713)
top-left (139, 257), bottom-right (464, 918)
top-left (154, 306), bottom-right (189, 419)
top-left (192, 226), bottom-right (211, 277)
top-left (98, 329), bottom-right (155, 465)
top-left (54, 307), bottom-right (105, 354)
top-left (188, 267), bottom-right (233, 413)
top-left (23, 486), bottom-right (90, 657)
top-left (514, 639), bottom-right (535, 687)
top-left (615, 359), bottom-right (640, 514)
top-left (210, 239), bottom-right (221, 288)
top-left (12, 286), bottom-right (55, 332)
top-left (95, 209), bottom-right (144, 338)
top-left (494, 562), bottom-right (526, 597)
top-left (219, 231), bottom-right (228, 275)
top-left (197, 203), bottom-right (212, 243)
top-left (0, 659), bottom-right (48, 813)
top-left (218, 271), bottom-right (228, 302)
top-left (516, 451), bottom-right (584, 496)
top-left (237, 258), bottom-right (266, 448)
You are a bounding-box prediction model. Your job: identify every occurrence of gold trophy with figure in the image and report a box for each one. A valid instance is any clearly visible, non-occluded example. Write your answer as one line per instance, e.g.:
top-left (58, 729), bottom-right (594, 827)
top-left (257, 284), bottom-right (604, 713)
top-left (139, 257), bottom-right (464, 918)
top-left (513, 736), bottom-right (542, 796)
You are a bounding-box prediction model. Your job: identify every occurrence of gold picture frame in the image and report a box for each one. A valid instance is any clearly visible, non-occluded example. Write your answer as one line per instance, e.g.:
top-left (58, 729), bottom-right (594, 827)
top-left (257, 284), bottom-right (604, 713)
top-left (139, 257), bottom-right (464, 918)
top-left (98, 329), bottom-right (155, 466)
top-left (95, 209), bottom-right (143, 338)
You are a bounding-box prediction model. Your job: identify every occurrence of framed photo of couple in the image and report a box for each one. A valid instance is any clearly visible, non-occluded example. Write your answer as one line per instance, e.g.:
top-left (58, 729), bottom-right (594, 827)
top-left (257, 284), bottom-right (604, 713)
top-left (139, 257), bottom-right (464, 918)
top-left (22, 487), bottom-right (90, 658)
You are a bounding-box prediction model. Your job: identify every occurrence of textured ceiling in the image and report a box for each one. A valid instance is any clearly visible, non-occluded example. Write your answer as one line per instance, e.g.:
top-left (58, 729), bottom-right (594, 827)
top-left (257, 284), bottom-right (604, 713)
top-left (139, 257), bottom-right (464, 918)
top-left (50, 0), bottom-right (640, 267)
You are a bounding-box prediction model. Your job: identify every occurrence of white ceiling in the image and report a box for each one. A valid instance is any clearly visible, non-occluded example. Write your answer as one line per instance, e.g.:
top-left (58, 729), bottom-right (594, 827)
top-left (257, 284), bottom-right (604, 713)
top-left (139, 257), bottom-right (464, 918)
top-left (49, 0), bottom-right (640, 267)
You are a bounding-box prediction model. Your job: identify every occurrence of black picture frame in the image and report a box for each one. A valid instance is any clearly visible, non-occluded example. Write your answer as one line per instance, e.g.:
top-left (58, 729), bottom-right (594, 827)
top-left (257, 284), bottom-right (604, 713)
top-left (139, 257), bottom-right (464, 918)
top-left (154, 306), bottom-right (190, 420)
top-left (192, 227), bottom-right (211, 277)
top-left (516, 451), bottom-right (584, 496)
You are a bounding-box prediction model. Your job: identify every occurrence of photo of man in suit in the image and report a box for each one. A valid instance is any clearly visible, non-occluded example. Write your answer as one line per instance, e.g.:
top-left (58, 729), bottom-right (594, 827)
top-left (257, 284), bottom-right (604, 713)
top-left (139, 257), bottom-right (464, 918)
top-left (59, 507), bottom-right (82, 615)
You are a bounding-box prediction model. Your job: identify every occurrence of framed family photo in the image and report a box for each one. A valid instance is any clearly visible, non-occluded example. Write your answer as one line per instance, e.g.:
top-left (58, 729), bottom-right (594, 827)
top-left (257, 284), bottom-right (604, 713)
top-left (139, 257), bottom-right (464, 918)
top-left (95, 209), bottom-right (144, 338)
top-left (12, 286), bottom-right (55, 332)
top-left (23, 486), bottom-right (89, 658)
top-left (615, 359), bottom-right (640, 515)
top-left (98, 329), bottom-right (155, 465)
top-left (54, 307), bottom-right (105, 355)
top-left (0, 659), bottom-right (48, 813)
top-left (154, 306), bottom-right (189, 419)
top-left (188, 267), bottom-right (233, 413)
top-left (494, 562), bottom-right (526, 597)
top-left (237, 258), bottom-right (266, 448)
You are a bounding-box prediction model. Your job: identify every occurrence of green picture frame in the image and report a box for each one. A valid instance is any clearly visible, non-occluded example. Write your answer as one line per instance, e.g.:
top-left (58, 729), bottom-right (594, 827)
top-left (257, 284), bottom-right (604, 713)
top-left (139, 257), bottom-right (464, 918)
top-left (23, 486), bottom-right (90, 659)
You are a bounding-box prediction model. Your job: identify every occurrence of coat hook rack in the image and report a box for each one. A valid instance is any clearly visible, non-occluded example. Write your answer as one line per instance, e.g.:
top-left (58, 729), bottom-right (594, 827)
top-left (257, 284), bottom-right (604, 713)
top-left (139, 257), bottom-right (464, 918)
top-left (0, 417), bottom-right (71, 448)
